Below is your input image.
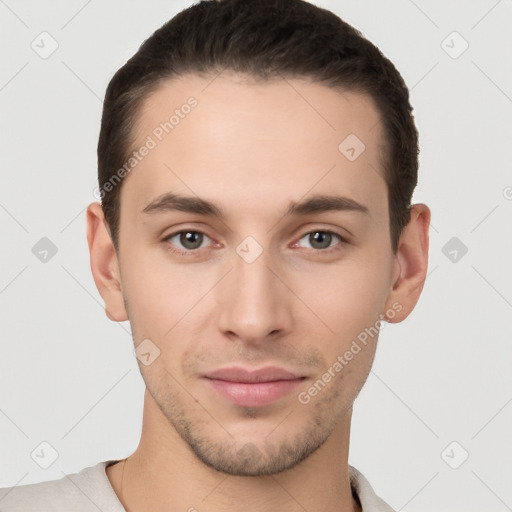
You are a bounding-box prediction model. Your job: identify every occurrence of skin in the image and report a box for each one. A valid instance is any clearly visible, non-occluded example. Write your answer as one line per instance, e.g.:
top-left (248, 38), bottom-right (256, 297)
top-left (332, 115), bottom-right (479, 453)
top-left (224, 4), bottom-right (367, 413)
top-left (87, 71), bottom-right (430, 512)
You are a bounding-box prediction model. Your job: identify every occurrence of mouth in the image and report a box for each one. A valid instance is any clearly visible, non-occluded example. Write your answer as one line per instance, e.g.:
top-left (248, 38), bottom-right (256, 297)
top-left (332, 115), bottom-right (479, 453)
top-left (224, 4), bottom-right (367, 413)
top-left (202, 366), bottom-right (307, 407)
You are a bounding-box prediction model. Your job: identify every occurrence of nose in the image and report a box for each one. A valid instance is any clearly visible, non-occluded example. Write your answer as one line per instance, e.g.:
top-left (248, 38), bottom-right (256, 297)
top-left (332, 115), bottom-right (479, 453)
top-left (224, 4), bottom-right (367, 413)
top-left (216, 245), bottom-right (293, 346)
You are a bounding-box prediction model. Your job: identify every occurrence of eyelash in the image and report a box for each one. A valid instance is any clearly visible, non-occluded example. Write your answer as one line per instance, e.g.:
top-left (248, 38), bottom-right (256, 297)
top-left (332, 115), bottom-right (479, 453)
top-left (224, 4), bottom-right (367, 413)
top-left (162, 229), bottom-right (348, 257)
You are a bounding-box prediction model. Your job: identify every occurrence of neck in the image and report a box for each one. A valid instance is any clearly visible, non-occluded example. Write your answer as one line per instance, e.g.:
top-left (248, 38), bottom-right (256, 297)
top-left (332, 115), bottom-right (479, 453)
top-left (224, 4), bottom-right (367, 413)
top-left (107, 391), bottom-right (360, 512)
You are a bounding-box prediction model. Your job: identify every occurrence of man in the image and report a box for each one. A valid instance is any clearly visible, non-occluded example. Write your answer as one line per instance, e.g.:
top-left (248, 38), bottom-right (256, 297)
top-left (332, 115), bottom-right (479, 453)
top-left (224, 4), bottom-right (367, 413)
top-left (0, 0), bottom-right (429, 510)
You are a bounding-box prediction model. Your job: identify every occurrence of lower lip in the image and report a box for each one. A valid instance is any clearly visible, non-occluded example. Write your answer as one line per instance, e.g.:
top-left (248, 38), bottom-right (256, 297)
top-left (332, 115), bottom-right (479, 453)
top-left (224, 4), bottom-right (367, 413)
top-left (205, 378), bottom-right (304, 407)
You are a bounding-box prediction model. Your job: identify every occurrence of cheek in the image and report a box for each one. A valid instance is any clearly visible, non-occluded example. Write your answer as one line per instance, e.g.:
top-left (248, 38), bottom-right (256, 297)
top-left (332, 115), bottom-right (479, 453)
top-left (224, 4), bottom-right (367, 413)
top-left (292, 264), bottom-right (386, 409)
top-left (120, 246), bottom-right (209, 340)
top-left (294, 259), bottom-right (391, 337)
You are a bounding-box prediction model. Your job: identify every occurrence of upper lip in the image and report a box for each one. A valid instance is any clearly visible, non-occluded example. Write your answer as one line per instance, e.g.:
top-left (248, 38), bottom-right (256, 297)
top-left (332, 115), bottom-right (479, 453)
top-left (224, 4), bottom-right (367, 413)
top-left (204, 366), bottom-right (303, 383)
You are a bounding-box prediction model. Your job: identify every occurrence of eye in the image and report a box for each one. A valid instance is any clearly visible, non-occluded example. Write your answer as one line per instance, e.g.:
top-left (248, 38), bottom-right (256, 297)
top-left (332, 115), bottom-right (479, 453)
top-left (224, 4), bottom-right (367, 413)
top-left (162, 229), bottom-right (347, 256)
top-left (164, 230), bottom-right (212, 254)
top-left (295, 230), bottom-right (346, 251)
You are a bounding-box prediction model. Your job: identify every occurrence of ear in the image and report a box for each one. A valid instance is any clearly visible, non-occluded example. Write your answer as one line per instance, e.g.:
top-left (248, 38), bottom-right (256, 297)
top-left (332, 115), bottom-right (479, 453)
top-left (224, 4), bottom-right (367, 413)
top-left (383, 203), bottom-right (431, 323)
top-left (86, 202), bottom-right (128, 322)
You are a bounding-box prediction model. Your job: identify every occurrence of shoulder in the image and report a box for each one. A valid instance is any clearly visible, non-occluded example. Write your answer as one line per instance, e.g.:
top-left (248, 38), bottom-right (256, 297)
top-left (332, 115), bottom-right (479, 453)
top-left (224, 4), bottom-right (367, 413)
top-left (349, 465), bottom-right (396, 512)
top-left (0, 460), bottom-right (125, 512)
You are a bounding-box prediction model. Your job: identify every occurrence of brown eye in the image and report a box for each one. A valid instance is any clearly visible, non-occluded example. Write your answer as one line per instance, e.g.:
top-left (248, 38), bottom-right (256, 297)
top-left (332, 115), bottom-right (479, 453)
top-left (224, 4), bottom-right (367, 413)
top-left (309, 231), bottom-right (333, 249)
top-left (166, 231), bottom-right (209, 251)
top-left (180, 231), bottom-right (203, 249)
top-left (295, 230), bottom-right (345, 251)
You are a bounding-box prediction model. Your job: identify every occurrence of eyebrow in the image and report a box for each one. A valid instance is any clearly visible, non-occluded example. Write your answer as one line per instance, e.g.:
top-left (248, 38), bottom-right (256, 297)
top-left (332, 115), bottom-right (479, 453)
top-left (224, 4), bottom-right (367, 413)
top-left (141, 193), bottom-right (369, 218)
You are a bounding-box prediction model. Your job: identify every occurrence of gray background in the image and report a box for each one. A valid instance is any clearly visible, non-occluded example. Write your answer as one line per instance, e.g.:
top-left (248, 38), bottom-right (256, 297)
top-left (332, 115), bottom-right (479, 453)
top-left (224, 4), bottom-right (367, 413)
top-left (1, 0), bottom-right (511, 510)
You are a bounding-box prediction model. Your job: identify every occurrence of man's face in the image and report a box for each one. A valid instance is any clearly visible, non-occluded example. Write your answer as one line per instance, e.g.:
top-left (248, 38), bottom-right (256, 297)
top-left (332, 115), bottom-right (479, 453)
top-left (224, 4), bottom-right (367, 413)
top-left (115, 72), bottom-right (398, 475)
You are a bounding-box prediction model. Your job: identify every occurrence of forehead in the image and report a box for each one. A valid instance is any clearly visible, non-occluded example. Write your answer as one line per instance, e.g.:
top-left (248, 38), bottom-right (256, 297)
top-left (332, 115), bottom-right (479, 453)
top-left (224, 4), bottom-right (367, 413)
top-left (121, 71), bottom-right (388, 223)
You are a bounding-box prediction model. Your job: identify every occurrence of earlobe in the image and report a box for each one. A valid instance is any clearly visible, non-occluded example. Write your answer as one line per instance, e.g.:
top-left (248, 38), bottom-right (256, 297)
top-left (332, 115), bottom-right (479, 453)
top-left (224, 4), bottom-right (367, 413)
top-left (383, 203), bottom-right (431, 323)
top-left (86, 202), bottom-right (128, 322)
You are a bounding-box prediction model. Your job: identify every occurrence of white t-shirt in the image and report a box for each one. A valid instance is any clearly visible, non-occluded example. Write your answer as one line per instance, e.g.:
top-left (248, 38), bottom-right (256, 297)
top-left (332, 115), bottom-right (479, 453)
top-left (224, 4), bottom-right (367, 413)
top-left (0, 461), bottom-right (395, 511)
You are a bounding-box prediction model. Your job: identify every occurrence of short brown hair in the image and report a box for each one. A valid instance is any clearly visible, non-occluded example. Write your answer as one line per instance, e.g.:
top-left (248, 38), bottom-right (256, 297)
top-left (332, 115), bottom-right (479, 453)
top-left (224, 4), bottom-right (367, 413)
top-left (97, 0), bottom-right (418, 252)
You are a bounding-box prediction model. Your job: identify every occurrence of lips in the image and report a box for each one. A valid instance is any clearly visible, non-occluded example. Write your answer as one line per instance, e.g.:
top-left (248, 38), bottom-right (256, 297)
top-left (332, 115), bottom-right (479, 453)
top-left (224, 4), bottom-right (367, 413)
top-left (205, 366), bottom-right (301, 383)
top-left (203, 366), bottom-right (306, 407)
